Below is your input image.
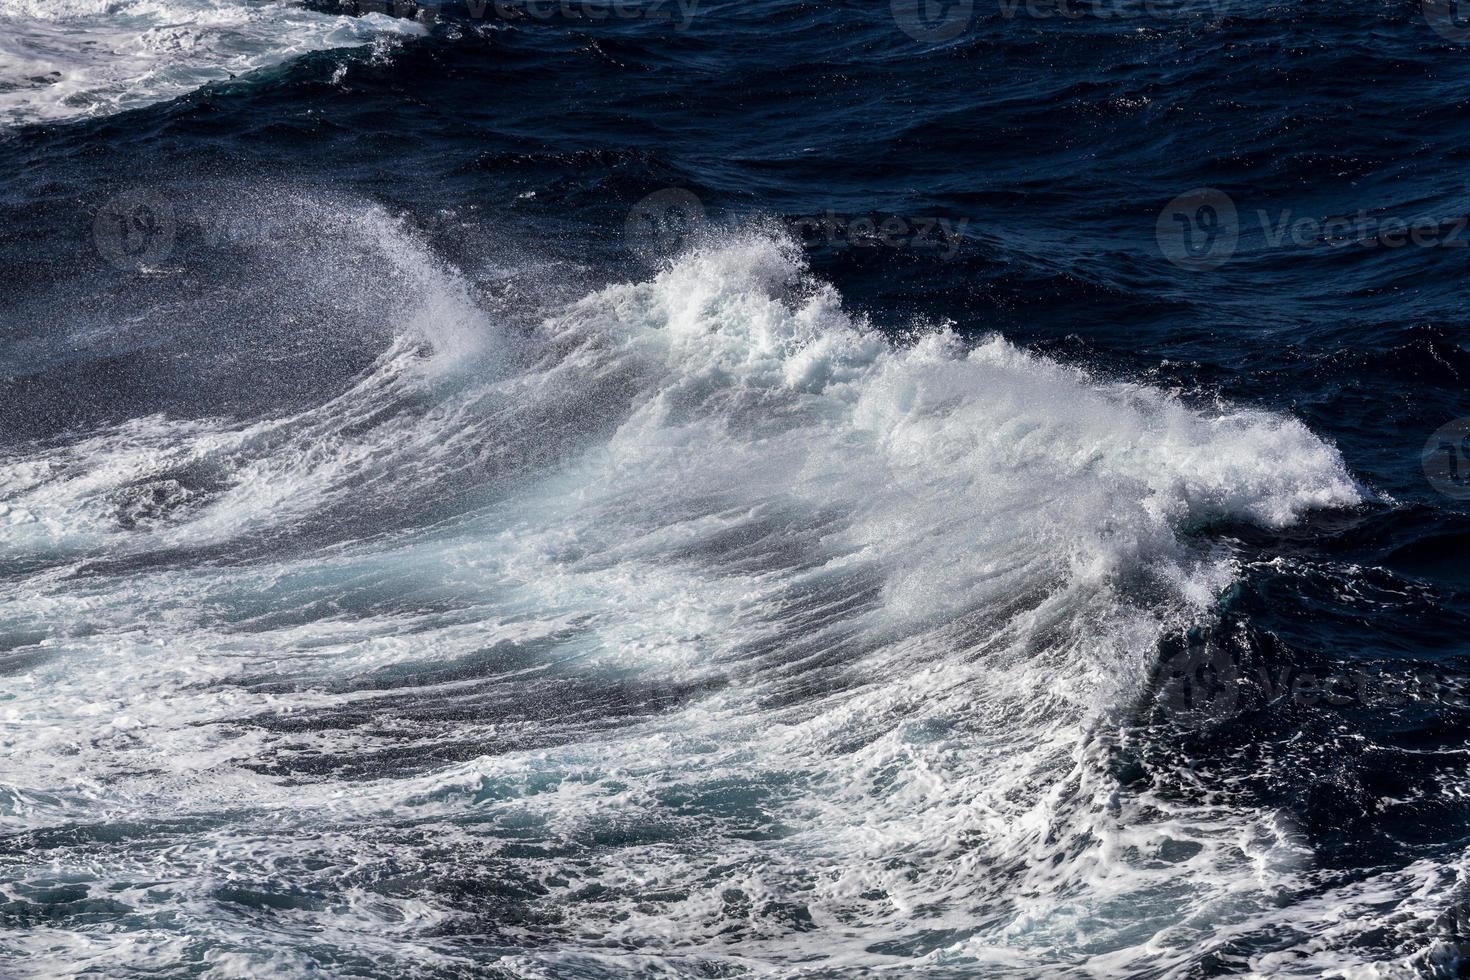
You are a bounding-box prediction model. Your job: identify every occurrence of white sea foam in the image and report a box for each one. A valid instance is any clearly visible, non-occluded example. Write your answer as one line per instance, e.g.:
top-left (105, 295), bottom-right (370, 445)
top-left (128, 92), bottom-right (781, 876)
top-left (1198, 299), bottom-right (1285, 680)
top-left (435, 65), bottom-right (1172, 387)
top-left (0, 0), bottom-right (424, 127)
top-left (0, 211), bottom-right (1418, 976)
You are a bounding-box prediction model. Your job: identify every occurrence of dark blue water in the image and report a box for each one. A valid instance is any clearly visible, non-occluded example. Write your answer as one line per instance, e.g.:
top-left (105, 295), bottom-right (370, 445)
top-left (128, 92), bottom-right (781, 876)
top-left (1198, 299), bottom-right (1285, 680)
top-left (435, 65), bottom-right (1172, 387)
top-left (3, 0), bottom-right (1470, 975)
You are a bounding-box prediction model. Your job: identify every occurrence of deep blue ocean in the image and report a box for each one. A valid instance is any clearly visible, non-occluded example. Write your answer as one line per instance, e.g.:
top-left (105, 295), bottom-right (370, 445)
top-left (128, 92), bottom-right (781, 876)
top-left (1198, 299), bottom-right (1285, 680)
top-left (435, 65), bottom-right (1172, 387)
top-left (3, 0), bottom-right (1470, 975)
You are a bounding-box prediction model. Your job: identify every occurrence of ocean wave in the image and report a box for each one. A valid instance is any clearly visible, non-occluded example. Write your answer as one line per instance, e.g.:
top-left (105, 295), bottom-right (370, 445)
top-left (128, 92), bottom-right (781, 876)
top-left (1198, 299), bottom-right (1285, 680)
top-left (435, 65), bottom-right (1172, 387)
top-left (0, 204), bottom-right (1375, 974)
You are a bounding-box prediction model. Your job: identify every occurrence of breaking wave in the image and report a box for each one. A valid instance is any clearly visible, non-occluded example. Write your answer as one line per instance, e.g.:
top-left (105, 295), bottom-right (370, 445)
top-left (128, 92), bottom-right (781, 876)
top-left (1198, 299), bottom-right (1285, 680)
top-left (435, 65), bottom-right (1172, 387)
top-left (0, 203), bottom-right (1394, 975)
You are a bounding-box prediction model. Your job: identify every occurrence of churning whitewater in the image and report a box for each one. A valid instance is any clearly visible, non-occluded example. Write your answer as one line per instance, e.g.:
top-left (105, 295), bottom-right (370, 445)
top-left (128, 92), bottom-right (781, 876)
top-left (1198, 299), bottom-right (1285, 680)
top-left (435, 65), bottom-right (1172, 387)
top-left (0, 203), bottom-right (1389, 974)
top-left (0, 0), bottom-right (422, 126)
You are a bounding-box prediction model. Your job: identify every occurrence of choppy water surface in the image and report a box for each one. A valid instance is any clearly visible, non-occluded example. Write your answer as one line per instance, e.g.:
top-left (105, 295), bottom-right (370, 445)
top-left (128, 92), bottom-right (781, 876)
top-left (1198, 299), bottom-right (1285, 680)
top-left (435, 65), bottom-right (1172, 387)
top-left (3, 1), bottom-right (1470, 976)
